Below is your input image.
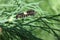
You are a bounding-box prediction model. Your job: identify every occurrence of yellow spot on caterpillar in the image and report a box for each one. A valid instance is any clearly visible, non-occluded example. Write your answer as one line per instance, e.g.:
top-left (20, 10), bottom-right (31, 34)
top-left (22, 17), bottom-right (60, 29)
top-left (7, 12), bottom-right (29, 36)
top-left (0, 27), bottom-right (2, 32)
top-left (24, 12), bottom-right (27, 15)
top-left (8, 16), bottom-right (14, 22)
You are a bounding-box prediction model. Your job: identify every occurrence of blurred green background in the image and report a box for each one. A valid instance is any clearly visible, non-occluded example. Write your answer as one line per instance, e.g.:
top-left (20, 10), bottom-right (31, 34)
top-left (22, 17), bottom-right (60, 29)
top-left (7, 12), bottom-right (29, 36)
top-left (0, 0), bottom-right (60, 40)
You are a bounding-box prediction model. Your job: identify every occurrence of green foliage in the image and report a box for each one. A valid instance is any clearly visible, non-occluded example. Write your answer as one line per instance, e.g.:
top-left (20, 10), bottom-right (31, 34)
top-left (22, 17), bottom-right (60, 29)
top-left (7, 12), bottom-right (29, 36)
top-left (0, 0), bottom-right (60, 40)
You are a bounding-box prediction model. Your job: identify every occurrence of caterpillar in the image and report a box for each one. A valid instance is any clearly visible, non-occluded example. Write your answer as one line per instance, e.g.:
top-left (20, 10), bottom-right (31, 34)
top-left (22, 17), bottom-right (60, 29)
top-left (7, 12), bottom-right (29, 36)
top-left (16, 10), bottom-right (35, 19)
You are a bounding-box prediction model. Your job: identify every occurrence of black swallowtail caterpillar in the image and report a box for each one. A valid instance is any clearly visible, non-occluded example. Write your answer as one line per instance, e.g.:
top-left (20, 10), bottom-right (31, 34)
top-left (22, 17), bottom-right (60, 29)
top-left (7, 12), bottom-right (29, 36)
top-left (16, 10), bottom-right (35, 19)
